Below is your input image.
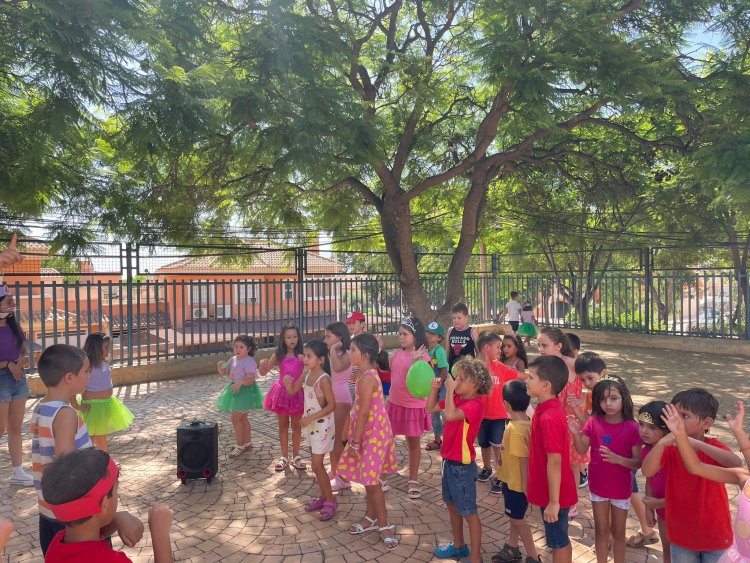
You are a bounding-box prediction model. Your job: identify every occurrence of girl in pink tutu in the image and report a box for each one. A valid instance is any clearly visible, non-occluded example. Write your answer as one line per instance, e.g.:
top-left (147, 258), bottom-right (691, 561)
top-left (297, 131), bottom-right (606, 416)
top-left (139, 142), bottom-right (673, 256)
top-left (339, 333), bottom-right (398, 550)
top-left (260, 325), bottom-right (305, 472)
top-left (385, 316), bottom-right (431, 499)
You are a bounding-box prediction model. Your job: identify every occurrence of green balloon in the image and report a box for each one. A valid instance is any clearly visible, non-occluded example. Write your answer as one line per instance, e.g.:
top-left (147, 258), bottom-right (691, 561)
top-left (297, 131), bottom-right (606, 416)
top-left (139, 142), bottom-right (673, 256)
top-left (406, 360), bottom-right (434, 398)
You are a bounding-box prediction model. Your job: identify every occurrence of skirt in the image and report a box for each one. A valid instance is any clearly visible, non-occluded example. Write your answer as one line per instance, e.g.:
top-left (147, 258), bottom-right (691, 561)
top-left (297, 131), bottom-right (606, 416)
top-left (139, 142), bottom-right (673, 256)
top-left (79, 397), bottom-right (134, 436)
top-left (386, 402), bottom-right (432, 437)
top-left (517, 322), bottom-right (537, 337)
top-left (215, 382), bottom-right (264, 413)
top-left (263, 381), bottom-right (304, 416)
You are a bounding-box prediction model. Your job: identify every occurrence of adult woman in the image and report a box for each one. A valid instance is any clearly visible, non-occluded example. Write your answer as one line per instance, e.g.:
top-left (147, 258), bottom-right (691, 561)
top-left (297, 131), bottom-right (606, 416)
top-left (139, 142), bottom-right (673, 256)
top-left (0, 285), bottom-right (32, 486)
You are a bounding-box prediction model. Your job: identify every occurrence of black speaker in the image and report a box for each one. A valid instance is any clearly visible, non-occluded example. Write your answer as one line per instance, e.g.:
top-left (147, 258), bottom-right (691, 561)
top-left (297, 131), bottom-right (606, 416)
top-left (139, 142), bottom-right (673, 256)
top-left (177, 420), bottom-right (218, 484)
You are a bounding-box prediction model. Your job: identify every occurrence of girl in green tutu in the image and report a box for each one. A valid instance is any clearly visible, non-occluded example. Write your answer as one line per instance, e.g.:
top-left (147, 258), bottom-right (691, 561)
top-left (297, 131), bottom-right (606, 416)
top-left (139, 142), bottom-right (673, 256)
top-left (75, 333), bottom-right (134, 451)
top-left (215, 335), bottom-right (264, 458)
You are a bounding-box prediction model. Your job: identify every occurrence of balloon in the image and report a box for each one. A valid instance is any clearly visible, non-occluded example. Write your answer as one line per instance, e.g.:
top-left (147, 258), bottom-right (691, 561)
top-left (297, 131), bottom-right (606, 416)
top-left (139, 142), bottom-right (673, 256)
top-left (406, 360), bottom-right (434, 398)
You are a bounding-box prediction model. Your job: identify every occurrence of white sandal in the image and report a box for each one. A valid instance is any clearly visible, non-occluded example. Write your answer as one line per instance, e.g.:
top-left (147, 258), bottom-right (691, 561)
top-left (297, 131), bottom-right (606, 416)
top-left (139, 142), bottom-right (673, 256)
top-left (228, 444), bottom-right (246, 458)
top-left (348, 515), bottom-right (378, 535)
top-left (407, 480), bottom-right (421, 499)
top-left (380, 524), bottom-right (398, 551)
top-left (274, 457), bottom-right (289, 471)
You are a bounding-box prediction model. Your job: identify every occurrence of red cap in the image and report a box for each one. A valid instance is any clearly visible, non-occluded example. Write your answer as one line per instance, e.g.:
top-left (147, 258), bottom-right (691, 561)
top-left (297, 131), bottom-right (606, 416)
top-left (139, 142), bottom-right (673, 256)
top-left (345, 311), bottom-right (366, 324)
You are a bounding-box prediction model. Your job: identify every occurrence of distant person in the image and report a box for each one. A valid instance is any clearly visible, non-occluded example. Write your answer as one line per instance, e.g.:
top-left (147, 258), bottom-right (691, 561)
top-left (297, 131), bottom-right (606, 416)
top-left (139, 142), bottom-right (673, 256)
top-left (565, 333), bottom-right (581, 358)
top-left (499, 292), bottom-right (523, 334)
top-left (424, 322), bottom-right (449, 453)
top-left (447, 303), bottom-right (477, 369)
top-left (324, 322), bottom-right (353, 493)
top-left (517, 302), bottom-right (537, 346)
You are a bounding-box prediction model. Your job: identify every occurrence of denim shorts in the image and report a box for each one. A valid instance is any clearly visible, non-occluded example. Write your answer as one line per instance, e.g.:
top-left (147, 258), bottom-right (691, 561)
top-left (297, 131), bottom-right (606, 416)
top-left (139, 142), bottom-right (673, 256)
top-left (631, 469), bottom-right (639, 493)
top-left (477, 418), bottom-right (506, 448)
top-left (502, 483), bottom-right (528, 520)
top-left (670, 544), bottom-right (726, 563)
top-left (442, 460), bottom-right (478, 517)
top-left (539, 506), bottom-right (570, 549)
top-left (0, 368), bottom-right (29, 403)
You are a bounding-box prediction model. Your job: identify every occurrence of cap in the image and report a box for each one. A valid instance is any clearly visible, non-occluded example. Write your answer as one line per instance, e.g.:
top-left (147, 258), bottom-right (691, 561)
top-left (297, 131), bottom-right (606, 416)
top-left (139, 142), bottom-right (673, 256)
top-left (425, 321), bottom-right (444, 337)
top-left (345, 311), bottom-right (366, 324)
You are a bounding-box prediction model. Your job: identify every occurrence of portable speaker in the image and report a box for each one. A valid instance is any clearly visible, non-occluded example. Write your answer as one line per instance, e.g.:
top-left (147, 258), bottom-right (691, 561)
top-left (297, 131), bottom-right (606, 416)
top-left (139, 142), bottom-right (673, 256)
top-left (177, 420), bottom-right (218, 484)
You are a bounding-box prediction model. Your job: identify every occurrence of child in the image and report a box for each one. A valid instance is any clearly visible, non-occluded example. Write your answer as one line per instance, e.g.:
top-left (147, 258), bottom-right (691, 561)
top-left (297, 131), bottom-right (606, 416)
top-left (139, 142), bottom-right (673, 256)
top-left (517, 302), bottom-right (537, 346)
top-left (284, 340), bottom-right (337, 520)
top-left (499, 291), bottom-right (523, 334)
top-left (215, 335), bottom-right (263, 458)
top-left (428, 358), bottom-right (492, 563)
top-left (501, 334), bottom-right (528, 373)
top-left (642, 388), bottom-right (742, 561)
top-left (565, 333), bottom-right (581, 358)
top-left (345, 310), bottom-right (367, 337)
top-left (41, 448), bottom-right (174, 562)
top-left (424, 321), bottom-right (449, 452)
top-left (324, 322), bottom-right (353, 493)
top-left (447, 303), bottom-right (478, 369)
top-left (571, 351), bottom-right (607, 490)
top-left (376, 350), bottom-right (391, 397)
top-left (386, 316), bottom-right (431, 497)
top-left (494, 380), bottom-right (540, 563)
top-left (568, 375), bottom-right (642, 563)
top-left (260, 325), bottom-right (306, 472)
top-left (72, 333), bottom-right (134, 453)
top-left (538, 327), bottom-right (587, 517)
top-left (31, 344), bottom-right (94, 553)
top-left (525, 355), bottom-right (577, 563)
top-left (338, 333), bottom-right (398, 551)
top-left (662, 400), bottom-right (750, 563)
top-left (476, 331), bottom-right (519, 494)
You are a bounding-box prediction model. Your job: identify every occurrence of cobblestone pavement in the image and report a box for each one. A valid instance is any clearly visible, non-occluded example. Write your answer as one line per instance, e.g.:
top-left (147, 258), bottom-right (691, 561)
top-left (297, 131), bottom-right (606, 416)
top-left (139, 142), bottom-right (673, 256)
top-left (2, 342), bottom-right (748, 562)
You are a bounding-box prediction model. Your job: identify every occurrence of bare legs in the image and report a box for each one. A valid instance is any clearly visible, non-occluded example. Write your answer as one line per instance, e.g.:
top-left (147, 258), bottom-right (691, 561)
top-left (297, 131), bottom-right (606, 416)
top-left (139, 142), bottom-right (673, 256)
top-left (91, 435), bottom-right (109, 452)
top-left (329, 402), bottom-right (351, 476)
top-left (277, 414), bottom-right (302, 459)
top-left (405, 436), bottom-right (421, 481)
top-left (0, 397), bottom-right (27, 466)
top-left (592, 501), bottom-right (628, 563)
top-left (231, 412), bottom-right (251, 446)
top-left (447, 503), bottom-right (483, 563)
top-left (311, 453), bottom-right (334, 502)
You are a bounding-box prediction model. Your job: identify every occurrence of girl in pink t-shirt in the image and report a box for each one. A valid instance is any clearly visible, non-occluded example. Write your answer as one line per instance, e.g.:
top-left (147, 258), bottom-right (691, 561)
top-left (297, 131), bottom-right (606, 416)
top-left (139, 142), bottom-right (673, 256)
top-left (568, 375), bottom-right (642, 563)
top-left (385, 316), bottom-right (431, 499)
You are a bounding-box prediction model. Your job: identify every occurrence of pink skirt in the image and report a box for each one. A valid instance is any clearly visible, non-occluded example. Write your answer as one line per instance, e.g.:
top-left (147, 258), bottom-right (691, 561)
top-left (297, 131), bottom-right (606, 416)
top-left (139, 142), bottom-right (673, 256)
top-left (263, 381), bottom-right (303, 417)
top-left (386, 402), bottom-right (432, 437)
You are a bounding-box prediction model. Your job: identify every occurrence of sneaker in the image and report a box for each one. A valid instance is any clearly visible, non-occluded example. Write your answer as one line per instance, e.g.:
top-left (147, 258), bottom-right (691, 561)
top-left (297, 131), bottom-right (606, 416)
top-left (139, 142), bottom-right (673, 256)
top-left (525, 557), bottom-right (542, 563)
top-left (579, 470), bottom-right (589, 488)
top-left (330, 475), bottom-right (351, 492)
top-left (492, 542), bottom-right (522, 562)
top-left (477, 467), bottom-right (493, 482)
top-left (490, 478), bottom-right (503, 495)
top-left (10, 467), bottom-right (33, 487)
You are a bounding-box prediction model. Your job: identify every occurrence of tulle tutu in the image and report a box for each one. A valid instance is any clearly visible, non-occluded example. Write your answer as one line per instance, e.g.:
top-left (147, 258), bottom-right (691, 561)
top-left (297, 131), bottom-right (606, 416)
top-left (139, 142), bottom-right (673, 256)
top-left (215, 382), bottom-right (264, 413)
top-left (517, 322), bottom-right (537, 337)
top-left (263, 381), bottom-right (304, 416)
top-left (79, 397), bottom-right (134, 436)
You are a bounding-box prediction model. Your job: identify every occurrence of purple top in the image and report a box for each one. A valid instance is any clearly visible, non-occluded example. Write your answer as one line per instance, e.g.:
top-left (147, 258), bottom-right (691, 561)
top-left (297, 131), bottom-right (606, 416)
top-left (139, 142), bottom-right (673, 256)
top-left (228, 356), bottom-right (258, 382)
top-left (582, 417), bottom-right (641, 499)
top-left (0, 325), bottom-right (24, 362)
top-left (86, 362), bottom-right (113, 392)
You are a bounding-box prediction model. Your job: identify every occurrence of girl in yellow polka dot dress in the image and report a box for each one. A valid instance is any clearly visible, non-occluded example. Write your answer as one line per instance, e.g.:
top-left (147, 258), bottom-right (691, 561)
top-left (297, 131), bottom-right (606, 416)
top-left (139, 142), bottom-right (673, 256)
top-left (338, 333), bottom-right (398, 551)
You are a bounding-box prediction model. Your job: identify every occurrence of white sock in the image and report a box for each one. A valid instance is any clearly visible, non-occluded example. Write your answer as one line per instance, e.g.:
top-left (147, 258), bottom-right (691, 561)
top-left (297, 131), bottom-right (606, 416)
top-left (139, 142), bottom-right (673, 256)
top-left (11, 465), bottom-right (22, 473)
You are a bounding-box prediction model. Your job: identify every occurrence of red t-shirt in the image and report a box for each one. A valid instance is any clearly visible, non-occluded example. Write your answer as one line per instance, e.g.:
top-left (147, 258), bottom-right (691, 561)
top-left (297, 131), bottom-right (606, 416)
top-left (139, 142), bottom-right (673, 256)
top-left (440, 395), bottom-right (484, 464)
top-left (46, 530), bottom-right (132, 562)
top-left (482, 361), bottom-right (518, 420)
top-left (527, 397), bottom-right (578, 509)
top-left (660, 439), bottom-right (733, 551)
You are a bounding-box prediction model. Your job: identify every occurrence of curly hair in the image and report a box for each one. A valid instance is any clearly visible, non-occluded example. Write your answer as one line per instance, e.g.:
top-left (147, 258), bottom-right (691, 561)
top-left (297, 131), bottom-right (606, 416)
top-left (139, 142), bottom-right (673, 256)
top-left (453, 357), bottom-right (493, 396)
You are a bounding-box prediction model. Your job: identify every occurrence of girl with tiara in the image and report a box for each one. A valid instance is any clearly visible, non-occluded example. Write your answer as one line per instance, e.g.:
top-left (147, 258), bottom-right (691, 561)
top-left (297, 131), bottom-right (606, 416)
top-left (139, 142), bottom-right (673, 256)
top-left (260, 325), bottom-right (306, 472)
top-left (215, 335), bottom-right (263, 457)
top-left (75, 333), bottom-right (134, 451)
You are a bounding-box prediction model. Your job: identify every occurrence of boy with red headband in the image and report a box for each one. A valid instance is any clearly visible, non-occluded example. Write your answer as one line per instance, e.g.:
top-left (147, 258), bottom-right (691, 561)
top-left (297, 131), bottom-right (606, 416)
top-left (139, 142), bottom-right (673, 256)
top-left (42, 448), bottom-right (174, 562)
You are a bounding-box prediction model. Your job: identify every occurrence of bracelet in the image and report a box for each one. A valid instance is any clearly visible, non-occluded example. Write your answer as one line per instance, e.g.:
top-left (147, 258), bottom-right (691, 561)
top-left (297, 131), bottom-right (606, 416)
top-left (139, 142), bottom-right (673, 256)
top-left (350, 441), bottom-right (361, 451)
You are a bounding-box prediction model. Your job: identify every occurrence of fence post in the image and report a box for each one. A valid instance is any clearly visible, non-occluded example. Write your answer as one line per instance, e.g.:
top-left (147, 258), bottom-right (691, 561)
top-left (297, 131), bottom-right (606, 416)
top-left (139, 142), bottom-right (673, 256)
top-left (744, 272), bottom-right (750, 340)
top-left (296, 248), bottom-right (306, 334)
top-left (125, 243), bottom-right (134, 366)
top-left (644, 248), bottom-right (652, 334)
top-left (491, 254), bottom-right (498, 321)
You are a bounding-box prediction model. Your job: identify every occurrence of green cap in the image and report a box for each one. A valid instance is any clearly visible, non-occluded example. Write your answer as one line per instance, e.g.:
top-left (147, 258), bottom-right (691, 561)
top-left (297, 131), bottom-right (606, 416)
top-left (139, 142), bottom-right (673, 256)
top-left (426, 321), bottom-right (445, 337)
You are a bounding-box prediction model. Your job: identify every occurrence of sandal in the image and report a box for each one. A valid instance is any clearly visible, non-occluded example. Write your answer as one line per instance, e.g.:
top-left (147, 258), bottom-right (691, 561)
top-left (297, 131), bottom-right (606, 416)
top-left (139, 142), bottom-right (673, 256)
top-left (379, 524), bottom-right (398, 551)
top-left (291, 456), bottom-right (307, 470)
top-left (380, 478), bottom-right (390, 492)
top-left (228, 444), bottom-right (246, 459)
top-left (627, 530), bottom-right (659, 548)
top-left (319, 500), bottom-right (338, 521)
top-left (348, 515), bottom-right (378, 535)
top-left (305, 497), bottom-right (325, 512)
top-left (407, 480), bottom-right (421, 499)
top-left (424, 438), bottom-right (442, 451)
top-left (274, 457), bottom-right (289, 472)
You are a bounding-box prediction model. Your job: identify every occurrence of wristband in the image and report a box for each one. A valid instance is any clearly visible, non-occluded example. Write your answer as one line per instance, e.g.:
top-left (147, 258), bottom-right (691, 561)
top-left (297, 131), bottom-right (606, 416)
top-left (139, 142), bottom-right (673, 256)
top-left (350, 441), bottom-right (361, 451)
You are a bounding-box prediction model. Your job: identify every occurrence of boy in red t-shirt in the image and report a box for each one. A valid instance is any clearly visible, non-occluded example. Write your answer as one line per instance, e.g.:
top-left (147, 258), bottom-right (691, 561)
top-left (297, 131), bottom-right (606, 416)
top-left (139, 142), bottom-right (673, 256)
top-left (476, 331), bottom-right (520, 494)
top-left (525, 356), bottom-right (577, 563)
top-left (642, 388), bottom-right (742, 560)
top-left (427, 357), bottom-right (493, 563)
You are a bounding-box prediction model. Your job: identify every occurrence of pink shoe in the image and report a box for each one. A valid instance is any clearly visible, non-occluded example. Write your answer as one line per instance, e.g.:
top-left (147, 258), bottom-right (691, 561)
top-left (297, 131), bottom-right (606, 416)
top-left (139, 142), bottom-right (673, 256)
top-left (569, 504), bottom-right (579, 518)
top-left (330, 475), bottom-right (351, 492)
top-left (305, 497), bottom-right (325, 512)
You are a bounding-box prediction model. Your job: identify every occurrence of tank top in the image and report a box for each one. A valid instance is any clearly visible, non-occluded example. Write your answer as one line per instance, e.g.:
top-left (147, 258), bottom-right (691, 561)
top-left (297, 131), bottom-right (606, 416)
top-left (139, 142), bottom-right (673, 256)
top-left (448, 326), bottom-right (475, 368)
top-left (331, 354), bottom-right (353, 388)
top-left (31, 401), bottom-right (93, 520)
top-left (86, 361), bottom-right (113, 392)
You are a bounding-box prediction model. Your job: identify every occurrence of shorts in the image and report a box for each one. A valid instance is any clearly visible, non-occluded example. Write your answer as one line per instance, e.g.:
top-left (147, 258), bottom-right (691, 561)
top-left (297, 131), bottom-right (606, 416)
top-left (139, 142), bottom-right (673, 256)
top-left (0, 368), bottom-right (29, 403)
top-left (539, 506), bottom-right (570, 549)
top-left (509, 321), bottom-right (520, 331)
top-left (502, 483), bottom-right (528, 520)
top-left (590, 491), bottom-right (631, 510)
top-left (631, 469), bottom-right (639, 494)
top-left (670, 544), bottom-right (726, 562)
top-left (477, 418), bottom-right (506, 448)
top-left (441, 460), bottom-right (478, 517)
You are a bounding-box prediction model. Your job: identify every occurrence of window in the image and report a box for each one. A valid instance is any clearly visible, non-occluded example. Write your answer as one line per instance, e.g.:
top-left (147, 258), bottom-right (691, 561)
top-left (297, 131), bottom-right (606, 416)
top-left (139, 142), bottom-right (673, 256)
top-left (237, 282), bottom-right (260, 305)
top-left (283, 282), bottom-right (294, 300)
top-left (190, 281), bottom-right (214, 305)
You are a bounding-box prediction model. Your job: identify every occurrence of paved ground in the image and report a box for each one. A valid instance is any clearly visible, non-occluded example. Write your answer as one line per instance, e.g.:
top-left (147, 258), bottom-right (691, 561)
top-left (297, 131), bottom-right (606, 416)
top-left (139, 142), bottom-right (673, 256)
top-left (1, 342), bottom-right (748, 562)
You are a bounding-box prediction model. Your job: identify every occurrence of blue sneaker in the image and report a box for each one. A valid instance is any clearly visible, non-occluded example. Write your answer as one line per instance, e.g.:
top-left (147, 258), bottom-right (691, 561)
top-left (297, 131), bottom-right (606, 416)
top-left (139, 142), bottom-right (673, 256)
top-left (434, 543), bottom-right (471, 558)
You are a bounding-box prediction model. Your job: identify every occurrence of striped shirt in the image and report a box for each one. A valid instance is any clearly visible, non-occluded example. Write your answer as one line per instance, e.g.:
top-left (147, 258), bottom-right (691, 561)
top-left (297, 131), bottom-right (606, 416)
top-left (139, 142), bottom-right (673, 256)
top-left (31, 400), bottom-right (93, 520)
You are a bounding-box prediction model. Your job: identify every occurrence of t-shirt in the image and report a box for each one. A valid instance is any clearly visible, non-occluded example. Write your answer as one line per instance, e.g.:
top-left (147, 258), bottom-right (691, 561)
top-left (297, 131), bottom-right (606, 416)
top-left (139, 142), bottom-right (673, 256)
top-left (45, 530), bottom-right (132, 562)
top-left (228, 356), bottom-right (258, 382)
top-left (483, 361), bottom-right (518, 420)
top-left (660, 438), bottom-right (734, 551)
top-left (641, 444), bottom-right (666, 520)
top-left (440, 395), bottom-right (484, 463)
top-left (505, 300), bottom-right (523, 322)
top-left (527, 398), bottom-right (578, 509)
top-left (582, 417), bottom-right (641, 499)
top-left (389, 349), bottom-right (430, 409)
top-left (428, 345), bottom-right (449, 375)
top-left (447, 326), bottom-right (476, 368)
top-left (498, 420), bottom-right (531, 492)
top-left (0, 325), bottom-right (24, 362)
